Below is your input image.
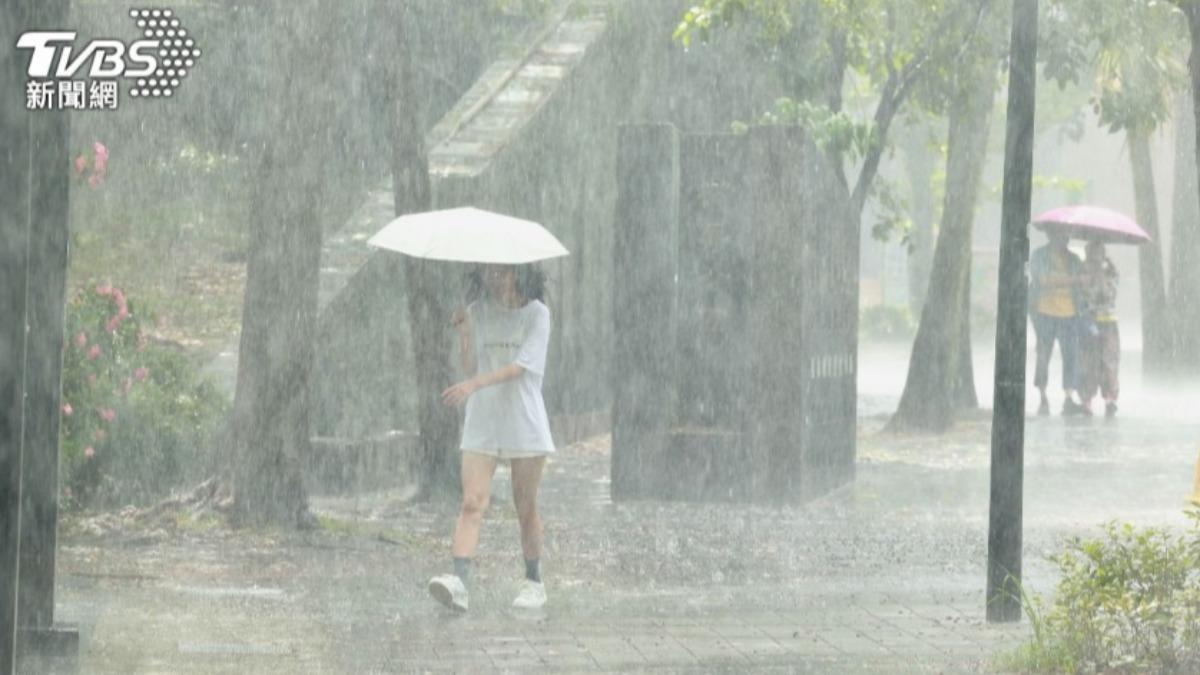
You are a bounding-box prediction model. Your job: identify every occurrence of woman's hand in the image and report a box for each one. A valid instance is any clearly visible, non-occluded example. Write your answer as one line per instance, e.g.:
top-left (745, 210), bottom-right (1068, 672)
top-left (442, 378), bottom-right (479, 407)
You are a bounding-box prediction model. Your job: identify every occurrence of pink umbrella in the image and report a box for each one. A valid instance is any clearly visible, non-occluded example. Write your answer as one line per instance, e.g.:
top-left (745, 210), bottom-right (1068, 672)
top-left (1032, 205), bottom-right (1151, 245)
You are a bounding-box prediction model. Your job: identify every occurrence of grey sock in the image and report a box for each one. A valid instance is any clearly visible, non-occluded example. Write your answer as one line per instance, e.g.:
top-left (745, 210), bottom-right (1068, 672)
top-left (453, 557), bottom-right (471, 585)
top-left (525, 558), bottom-right (540, 583)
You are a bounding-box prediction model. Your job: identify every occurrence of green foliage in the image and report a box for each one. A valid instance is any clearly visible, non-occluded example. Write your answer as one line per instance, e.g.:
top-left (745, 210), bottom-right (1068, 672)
top-left (988, 173), bottom-right (1089, 203)
top-left (61, 283), bottom-right (229, 508)
top-left (868, 177), bottom-right (913, 248)
top-left (675, 0), bottom-right (793, 46)
top-left (492, 0), bottom-right (555, 18)
top-left (1043, 0), bottom-right (1188, 137)
top-left (1005, 514), bottom-right (1200, 673)
top-left (754, 97), bottom-right (879, 159)
top-left (860, 304), bottom-right (916, 341)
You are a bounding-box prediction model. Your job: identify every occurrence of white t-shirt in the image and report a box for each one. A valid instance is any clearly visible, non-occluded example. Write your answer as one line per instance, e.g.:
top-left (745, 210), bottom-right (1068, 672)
top-left (459, 298), bottom-right (555, 454)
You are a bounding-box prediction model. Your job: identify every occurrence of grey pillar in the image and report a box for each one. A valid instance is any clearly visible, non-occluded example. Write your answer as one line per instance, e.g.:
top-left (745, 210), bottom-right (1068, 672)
top-left (611, 124), bottom-right (679, 500)
top-left (1, 0), bottom-right (34, 670)
top-left (746, 126), bottom-right (809, 501)
top-left (19, 0), bottom-right (71, 631)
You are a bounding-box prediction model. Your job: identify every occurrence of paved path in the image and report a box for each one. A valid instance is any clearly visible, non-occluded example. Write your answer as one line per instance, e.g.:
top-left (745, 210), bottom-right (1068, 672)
top-left (50, 344), bottom-right (1200, 673)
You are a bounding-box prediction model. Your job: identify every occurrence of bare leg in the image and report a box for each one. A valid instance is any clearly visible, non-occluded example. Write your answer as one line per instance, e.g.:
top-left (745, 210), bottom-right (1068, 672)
top-left (452, 452), bottom-right (498, 558)
top-left (510, 456), bottom-right (547, 562)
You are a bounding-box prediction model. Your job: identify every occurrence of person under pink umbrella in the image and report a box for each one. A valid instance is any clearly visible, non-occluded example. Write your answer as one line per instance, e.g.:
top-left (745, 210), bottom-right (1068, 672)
top-left (1077, 240), bottom-right (1120, 418)
top-left (1028, 229), bottom-right (1085, 416)
top-left (1031, 205), bottom-right (1147, 418)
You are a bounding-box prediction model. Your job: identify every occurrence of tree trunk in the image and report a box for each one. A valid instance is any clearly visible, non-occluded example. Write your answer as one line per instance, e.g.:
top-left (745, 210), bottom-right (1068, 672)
top-left (227, 2), bottom-right (335, 527)
top-left (1128, 132), bottom-right (1172, 375)
top-left (377, 0), bottom-right (461, 498)
top-left (954, 273), bottom-right (979, 409)
top-left (889, 62), bottom-right (994, 432)
top-left (899, 121), bottom-right (937, 313)
top-left (1176, 18), bottom-right (1200, 376)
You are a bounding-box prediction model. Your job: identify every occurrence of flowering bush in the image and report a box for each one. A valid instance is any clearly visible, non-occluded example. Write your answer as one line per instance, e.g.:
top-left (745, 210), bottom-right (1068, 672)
top-left (61, 282), bottom-right (228, 507)
top-left (73, 141), bottom-right (109, 190)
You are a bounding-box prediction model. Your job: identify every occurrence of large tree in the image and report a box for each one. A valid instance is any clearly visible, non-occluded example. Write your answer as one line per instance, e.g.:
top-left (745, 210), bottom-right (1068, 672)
top-left (677, 0), bottom-right (994, 431)
top-left (676, 0), bottom-right (992, 220)
top-left (226, 1), bottom-right (341, 527)
top-left (890, 48), bottom-right (999, 430)
top-left (372, 0), bottom-right (462, 498)
top-left (1045, 0), bottom-right (1188, 375)
top-left (1174, 2), bottom-right (1200, 376)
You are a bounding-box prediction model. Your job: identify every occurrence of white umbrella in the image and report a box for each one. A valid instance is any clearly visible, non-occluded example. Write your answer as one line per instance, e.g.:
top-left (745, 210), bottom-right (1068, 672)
top-left (367, 207), bottom-right (569, 264)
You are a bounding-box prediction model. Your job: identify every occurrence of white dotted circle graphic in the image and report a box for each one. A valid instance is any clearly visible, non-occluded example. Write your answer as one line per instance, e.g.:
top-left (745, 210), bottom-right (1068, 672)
top-left (130, 8), bottom-right (198, 102)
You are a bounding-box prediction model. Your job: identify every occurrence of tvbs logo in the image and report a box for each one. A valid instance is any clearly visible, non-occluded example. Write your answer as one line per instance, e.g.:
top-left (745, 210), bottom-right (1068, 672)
top-left (17, 8), bottom-right (201, 110)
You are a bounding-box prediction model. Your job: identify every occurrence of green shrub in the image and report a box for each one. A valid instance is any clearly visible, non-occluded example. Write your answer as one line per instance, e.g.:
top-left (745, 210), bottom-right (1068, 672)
top-left (61, 282), bottom-right (229, 508)
top-left (859, 304), bottom-right (916, 342)
top-left (1005, 514), bottom-right (1200, 673)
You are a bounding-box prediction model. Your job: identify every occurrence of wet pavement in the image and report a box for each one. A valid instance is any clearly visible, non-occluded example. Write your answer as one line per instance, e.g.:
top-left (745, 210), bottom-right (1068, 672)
top-left (49, 342), bottom-right (1200, 673)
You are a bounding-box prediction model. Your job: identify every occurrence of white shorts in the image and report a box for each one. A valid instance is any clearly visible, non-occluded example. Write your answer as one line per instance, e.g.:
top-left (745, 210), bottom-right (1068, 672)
top-left (461, 447), bottom-right (553, 461)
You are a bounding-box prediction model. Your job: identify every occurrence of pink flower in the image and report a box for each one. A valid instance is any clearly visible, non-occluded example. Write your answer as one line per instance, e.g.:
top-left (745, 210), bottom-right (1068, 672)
top-left (87, 345), bottom-right (101, 360)
top-left (92, 142), bottom-right (108, 175)
top-left (83, 447), bottom-right (95, 459)
top-left (86, 373), bottom-right (97, 387)
top-left (88, 173), bottom-right (103, 189)
top-left (105, 314), bottom-right (122, 333)
top-left (75, 332), bottom-right (88, 348)
top-left (61, 402), bottom-right (73, 416)
top-left (133, 367), bottom-right (149, 382)
top-left (73, 155), bottom-right (88, 177)
top-left (95, 281), bottom-right (113, 296)
top-left (112, 288), bottom-right (128, 317)
top-left (99, 408), bottom-right (116, 423)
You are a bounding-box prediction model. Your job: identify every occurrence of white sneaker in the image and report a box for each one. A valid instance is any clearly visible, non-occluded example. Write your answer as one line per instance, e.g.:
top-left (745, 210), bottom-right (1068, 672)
top-left (428, 574), bottom-right (468, 611)
top-left (511, 579), bottom-right (546, 609)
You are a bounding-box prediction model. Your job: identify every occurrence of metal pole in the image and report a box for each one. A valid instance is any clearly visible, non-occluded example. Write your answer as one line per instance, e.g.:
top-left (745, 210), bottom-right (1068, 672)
top-left (987, 0), bottom-right (1038, 623)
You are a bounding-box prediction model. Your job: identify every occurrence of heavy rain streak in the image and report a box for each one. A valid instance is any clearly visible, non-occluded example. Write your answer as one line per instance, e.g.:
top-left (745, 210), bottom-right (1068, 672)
top-left (5, 0), bottom-right (1200, 672)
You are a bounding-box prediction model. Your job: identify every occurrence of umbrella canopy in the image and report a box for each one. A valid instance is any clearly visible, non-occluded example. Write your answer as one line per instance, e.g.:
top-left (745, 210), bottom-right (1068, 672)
top-left (367, 207), bottom-right (570, 264)
top-left (1032, 205), bottom-right (1151, 245)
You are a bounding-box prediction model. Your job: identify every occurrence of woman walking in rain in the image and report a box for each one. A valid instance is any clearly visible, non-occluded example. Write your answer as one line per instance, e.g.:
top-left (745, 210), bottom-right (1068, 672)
top-left (428, 263), bottom-right (555, 612)
top-left (1078, 240), bottom-right (1120, 417)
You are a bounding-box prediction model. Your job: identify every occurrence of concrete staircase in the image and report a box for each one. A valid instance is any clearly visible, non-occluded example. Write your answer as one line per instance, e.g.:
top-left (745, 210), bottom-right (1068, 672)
top-left (203, 5), bottom-right (610, 399)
